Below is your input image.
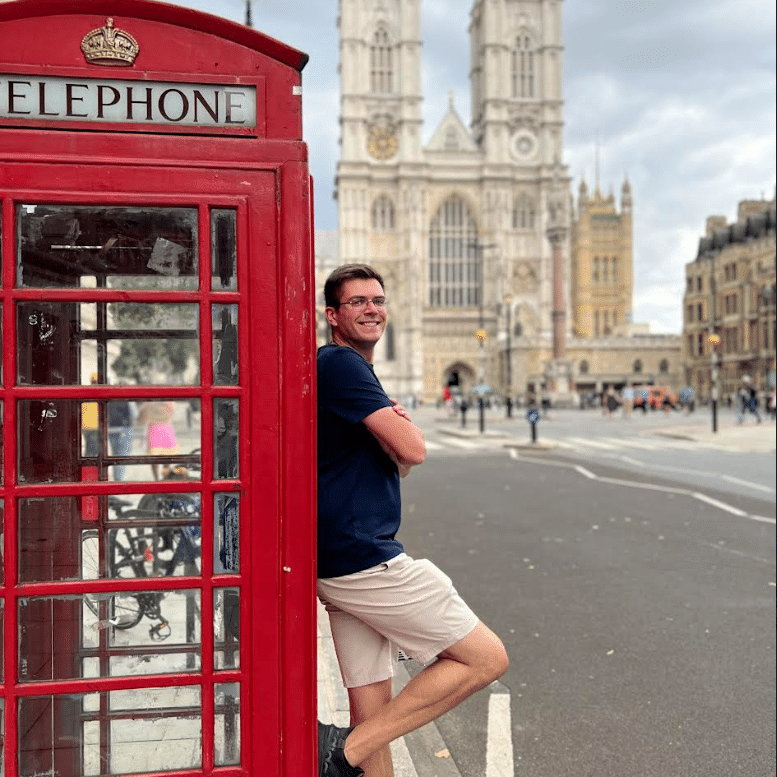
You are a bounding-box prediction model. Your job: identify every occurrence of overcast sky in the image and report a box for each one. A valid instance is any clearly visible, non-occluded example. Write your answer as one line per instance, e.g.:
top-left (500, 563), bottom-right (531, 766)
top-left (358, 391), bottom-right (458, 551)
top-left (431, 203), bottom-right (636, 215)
top-left (177, 0), bottom-right (775, 334)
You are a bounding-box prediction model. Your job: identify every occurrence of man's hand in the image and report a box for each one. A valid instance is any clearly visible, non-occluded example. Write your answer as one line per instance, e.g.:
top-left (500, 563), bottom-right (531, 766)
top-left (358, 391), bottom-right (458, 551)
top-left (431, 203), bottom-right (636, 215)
top-left (390, 399), bottom-right (411, 421)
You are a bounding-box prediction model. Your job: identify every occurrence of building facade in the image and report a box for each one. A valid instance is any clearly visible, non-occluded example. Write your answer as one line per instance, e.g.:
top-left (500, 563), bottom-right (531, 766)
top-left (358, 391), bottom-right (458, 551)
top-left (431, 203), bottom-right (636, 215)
top-left (683, 199), bottom-right (776, 403)
top-left (334, 0), bottom-right (679, 403)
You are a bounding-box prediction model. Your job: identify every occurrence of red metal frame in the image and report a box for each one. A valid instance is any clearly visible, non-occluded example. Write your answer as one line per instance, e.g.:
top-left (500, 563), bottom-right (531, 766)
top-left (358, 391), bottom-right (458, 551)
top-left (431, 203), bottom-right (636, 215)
top-left (0, 2), bottom-right (316, 775)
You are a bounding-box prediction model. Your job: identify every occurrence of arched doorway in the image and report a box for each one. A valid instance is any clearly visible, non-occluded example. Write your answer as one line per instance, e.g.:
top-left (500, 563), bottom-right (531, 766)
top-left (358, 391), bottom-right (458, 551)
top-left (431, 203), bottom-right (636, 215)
top-left (443, 362), bottom-right (476, 396)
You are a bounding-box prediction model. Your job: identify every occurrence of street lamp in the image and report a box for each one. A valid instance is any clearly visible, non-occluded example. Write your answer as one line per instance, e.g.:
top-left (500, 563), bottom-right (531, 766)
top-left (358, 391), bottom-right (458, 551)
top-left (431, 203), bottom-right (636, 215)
top-left (504, 294), bottom-right (513, 417)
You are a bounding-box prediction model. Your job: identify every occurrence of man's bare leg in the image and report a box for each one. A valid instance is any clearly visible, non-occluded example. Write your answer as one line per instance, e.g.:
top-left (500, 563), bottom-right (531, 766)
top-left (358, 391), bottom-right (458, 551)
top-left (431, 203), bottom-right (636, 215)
top-left (343, 622), bottom-right (508, 768)
top-left (348, 679), bottom-right (394, 777)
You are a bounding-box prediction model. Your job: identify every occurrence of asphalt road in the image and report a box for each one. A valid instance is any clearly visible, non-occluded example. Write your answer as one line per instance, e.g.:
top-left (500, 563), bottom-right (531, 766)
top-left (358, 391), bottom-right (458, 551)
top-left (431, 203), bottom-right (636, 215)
top-left (397, 448), bottom-right (776, 777)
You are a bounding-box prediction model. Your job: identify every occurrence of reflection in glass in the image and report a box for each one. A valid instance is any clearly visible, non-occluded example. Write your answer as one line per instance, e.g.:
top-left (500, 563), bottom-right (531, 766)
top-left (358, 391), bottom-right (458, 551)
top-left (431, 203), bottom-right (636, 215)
top-left (215, 494), bottom-right (240, 574)
top-left (18, 495), bottom-right (202, 583)
top-left (17, 302), bottom-right (200, 386)
top-left (213, 304), bottom-right (239, 385)
top-left (211, 209), bottom-right (237, 290)
top-left (19, 591), bottom-right (201, 681)
top-left (215, 683), bottom-right (241, 766)
top-left (20, 687), bottom-right (202, 775)
top-left (214, 399), bottom-right (239, 479)
top-left (215, 588), bottom-right (240, 670)
top-left (17, 399), bottom-right (200, 483)
top-left (17, 204), bottom-right (198, 289)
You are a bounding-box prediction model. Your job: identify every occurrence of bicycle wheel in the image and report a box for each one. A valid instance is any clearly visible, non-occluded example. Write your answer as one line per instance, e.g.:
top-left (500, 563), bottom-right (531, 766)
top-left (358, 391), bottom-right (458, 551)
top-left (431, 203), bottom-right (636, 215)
top-left (138, 493), bottom-right (201, 576)
top-left (109, 526), bottom-right (156, 578)
top-left (81, 529), bottom-right (144, 630)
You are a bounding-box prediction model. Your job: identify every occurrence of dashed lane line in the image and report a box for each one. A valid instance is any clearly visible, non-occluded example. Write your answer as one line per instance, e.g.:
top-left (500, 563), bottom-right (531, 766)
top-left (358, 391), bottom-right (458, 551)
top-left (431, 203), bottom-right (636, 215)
top-left (486, 684), bottom-right (514, 777)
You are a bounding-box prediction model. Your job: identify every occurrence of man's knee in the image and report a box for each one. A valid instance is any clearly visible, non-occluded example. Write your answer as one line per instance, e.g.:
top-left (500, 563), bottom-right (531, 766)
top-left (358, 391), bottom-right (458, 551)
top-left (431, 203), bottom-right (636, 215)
top-left (443, 622), bottom-right (509, 686)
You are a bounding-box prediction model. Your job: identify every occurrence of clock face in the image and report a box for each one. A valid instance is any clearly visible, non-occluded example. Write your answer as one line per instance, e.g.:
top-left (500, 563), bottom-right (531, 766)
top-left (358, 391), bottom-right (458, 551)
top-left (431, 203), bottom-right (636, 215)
top-left (511, 131), bottom-right (537, 160)
top-left (368, 125), bottom-right (399, 160)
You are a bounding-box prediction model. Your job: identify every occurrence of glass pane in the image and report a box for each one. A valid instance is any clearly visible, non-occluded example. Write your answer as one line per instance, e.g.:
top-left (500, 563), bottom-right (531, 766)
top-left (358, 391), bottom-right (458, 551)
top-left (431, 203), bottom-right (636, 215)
top-left (215, 588), bottom-right (240, 670)
top-left (19, 591), bottom-right (201, 681)
top-left (17, 204), bottom-right (198, 289)
top-left (211, 208), bottom-right (237, 290)
top-left (213, 304), bottom-right (239, 385)
top-left (215, 683), bottom-right (241, 766)
top-left (215, 493), bottom-right (240, 574)
top-left (17, 399), bottom-right (200, 483)
top-left (0, 499), bottom-right (4, 585)
top-left (17, 302), bottom-right (200, 386)
top-left (214, 398), bottom-right (239, 479)
top-left (19, 494), bottom-right (202, 583)
top-left (20, 687), bottom-right (202, 775)
top-left (0, 402), bottom-right (3, 485)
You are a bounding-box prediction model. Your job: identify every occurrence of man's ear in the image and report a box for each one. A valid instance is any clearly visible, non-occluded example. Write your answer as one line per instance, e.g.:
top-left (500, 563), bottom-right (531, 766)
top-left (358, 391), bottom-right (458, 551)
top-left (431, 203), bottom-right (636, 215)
top-left (325, 306), bottom-right (338, 328)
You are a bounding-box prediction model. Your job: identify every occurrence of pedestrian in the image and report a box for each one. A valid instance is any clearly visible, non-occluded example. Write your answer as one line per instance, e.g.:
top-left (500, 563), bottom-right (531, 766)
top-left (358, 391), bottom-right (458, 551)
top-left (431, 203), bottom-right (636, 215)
top-left (81, 373), bottom-right (100, 457)
top-left (621, 385), bottom-right (634, 419)
top-left (770, 389), bottom-right (776, 421)
top-left (107, 396), bottom-right (134, 481)
top-left (136, 400), bottom-right (179, 480)
top-left (316, 264), bottom-right (508, 777)
top-left (604, 385), bottom-right (619, 418)
top-left (736, 375), bottom-right (762, 425)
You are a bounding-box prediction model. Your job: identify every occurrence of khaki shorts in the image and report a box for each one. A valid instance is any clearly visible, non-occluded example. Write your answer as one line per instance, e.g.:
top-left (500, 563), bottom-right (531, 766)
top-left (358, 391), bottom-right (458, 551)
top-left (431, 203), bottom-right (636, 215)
top-left (317, 554), bottom-right (479, 689)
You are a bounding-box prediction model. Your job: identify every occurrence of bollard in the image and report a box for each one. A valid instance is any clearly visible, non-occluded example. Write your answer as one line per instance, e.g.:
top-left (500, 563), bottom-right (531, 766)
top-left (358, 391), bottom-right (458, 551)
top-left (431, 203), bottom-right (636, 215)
top-left (526, 409), bottom-right (540, 443)
top-left (479, 398), bottom-right (485, 434)
top-left (460, 401), bottom-right (468, 428)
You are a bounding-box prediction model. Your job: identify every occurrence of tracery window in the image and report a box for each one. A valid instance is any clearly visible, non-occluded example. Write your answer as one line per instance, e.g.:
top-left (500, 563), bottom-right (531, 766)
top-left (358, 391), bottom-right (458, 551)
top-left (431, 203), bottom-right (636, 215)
top-left (428, 196), bottom-right (479, 307)
top-left (370, 28), bottom-right (394, 94)
top-left (371, 196), bottom-right (395, 231)
top-left (511, 34), bottom-right (536, 99)
top-left (512, 194), bottom-right (536, 230)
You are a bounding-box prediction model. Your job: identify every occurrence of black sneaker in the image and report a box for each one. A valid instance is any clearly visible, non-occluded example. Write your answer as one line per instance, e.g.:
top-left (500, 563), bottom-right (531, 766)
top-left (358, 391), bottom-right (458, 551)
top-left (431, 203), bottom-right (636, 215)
top-left (318, 722), bottom-right (364, 777)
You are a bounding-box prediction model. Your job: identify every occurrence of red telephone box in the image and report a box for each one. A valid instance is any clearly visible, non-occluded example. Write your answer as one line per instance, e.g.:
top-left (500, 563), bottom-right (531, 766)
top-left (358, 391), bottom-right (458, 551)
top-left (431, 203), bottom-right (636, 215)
top-left (0, 1), bottom-right (316, 774)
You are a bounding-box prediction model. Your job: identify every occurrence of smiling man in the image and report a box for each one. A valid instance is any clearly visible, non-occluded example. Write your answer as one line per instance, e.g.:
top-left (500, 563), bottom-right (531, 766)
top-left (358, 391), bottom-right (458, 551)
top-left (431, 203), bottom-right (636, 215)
top-left (317, 264), bottom-right (508, 777)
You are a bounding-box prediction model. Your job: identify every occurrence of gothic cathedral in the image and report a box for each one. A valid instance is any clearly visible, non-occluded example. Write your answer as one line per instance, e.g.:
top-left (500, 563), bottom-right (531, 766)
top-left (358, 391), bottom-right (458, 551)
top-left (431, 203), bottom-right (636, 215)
top-left (336, 0), bottom-right (642, 402)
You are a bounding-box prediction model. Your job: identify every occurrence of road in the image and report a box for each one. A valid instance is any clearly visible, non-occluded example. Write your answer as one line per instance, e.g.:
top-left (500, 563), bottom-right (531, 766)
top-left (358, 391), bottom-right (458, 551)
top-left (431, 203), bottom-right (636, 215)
top-left (393, 406), bottom-right (775, 777)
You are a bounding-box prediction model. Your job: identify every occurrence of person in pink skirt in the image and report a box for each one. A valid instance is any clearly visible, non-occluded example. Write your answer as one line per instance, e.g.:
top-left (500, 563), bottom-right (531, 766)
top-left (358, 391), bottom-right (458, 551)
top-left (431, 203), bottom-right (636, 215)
top-left (137, 401), bottom-right (179, 480)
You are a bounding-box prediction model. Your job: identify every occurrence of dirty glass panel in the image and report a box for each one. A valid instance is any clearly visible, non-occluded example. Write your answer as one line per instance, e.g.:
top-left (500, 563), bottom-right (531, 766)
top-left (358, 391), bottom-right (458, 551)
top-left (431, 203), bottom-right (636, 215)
top-left (0, 403), bottom-right (3, 485)
top-left (215, 588), bottom-right (240, 670)
top-left (214, 493), bottom-right (240, 574)
top-left (16, 302), bottom-right (199, 386)
top-left (16, 399), bottom-right (200, 483)
top-left (0, 500), bottom-right (4, 585)
top-left (20, 687), bottom-right (202, 776)
top-left (18, 591), bottom-right (200, 682)
top-left (211, 208), bottom-right (237, 290)
top-left (213, 304), bottom-right (239, 385)
top-left (214, 398), bottom-right (239, 479)
top-left (17, 204), bottom-right (198, 289)
top-left (18, 494), bottom-right (202, 583)
top-left (215, 683), bottom-right (241, 766)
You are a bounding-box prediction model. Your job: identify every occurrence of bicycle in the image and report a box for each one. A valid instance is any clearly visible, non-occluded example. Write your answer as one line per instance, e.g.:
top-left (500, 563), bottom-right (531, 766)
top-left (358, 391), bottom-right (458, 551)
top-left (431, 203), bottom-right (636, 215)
top-left (81, 455), bottom-right (202, 640)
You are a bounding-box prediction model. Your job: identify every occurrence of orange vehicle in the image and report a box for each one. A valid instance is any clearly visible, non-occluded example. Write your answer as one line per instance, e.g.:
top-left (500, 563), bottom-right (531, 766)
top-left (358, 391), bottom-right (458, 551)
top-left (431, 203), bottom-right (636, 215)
top-left (633, 385), bottom-right (679, 410)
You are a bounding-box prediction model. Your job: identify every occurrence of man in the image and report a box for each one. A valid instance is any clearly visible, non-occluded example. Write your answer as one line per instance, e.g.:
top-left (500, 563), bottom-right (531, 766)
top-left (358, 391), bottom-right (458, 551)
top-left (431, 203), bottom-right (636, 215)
top-left (317, 264), bottom-right (508, 777)
top-left (737, 375), bottom-right (762, 424)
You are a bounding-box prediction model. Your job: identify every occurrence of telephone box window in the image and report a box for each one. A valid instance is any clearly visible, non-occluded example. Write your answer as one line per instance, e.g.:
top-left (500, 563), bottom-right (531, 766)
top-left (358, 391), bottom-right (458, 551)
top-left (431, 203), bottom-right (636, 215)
top-left (17, 204), bottom-right (198, 290)
top-left (215, 682), bottom-right (241, 765)
top-left (215, 588), bottom-right (241, 670)
top-left (215, 493), bottom-right (240, 574)
top-left (213, 304), bottom-right (239, 385)
top-left (17, 399), bottom-right (200, 483)
top-left (214, 398), bottom-right (239, 479)
top-left (19, 687), bottom-right (203, 775)
top-left (17, 302), bottom-right (200, 386)
top-left (211, 208), bottom-right (237, 290)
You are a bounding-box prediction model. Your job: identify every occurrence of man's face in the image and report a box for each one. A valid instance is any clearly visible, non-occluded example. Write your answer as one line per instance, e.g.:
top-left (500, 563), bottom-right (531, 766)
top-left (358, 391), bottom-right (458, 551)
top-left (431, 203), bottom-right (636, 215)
top-left (326, 278), bottom-right (387, 353)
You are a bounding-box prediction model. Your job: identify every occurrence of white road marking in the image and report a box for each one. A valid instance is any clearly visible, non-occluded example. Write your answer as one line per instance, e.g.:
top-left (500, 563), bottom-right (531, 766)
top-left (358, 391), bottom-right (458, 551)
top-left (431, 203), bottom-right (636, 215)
top-left (486, 690), bottom-right (514, 777)
top-left (515, 452), bottom-right (774, 526)
top-left (691, 492), bottom-right (749, 517)
top-left (721, 474), bottom-right (775, 493)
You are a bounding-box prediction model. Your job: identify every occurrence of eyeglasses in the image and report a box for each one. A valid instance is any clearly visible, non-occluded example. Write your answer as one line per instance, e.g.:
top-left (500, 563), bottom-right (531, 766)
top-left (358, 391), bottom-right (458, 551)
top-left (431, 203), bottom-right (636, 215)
top-left (338, 297), bottom-right (387, 311)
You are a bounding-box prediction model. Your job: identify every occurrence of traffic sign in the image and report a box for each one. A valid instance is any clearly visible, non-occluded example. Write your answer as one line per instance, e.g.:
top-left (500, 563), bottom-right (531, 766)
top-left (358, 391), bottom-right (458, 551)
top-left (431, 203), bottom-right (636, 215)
top-left (526, 409), bottom-right (540, 425)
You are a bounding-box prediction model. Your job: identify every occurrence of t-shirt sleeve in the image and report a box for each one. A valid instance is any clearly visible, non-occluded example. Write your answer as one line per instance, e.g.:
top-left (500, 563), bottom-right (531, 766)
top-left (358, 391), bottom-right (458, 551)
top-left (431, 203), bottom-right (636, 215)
top-left (319, 349), bottom-right (393, 425)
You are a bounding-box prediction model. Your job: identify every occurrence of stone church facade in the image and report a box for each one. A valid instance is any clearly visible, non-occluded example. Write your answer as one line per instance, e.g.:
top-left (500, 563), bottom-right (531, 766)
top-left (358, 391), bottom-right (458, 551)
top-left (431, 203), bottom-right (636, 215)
top-left (334, 0), bottom-right (680, 402)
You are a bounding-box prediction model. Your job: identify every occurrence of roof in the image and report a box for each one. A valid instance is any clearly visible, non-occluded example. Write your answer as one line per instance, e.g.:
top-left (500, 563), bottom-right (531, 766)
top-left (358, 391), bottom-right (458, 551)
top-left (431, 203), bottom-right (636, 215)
top-left (0, 0), bottom-right (309, 71)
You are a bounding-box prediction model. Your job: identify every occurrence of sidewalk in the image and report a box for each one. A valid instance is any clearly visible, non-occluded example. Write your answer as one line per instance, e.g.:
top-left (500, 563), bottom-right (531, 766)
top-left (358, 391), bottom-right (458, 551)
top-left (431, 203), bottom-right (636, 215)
top-left (317, 601), bottom-right (463, 777)
top-left (651, 418), bottom-right (776, 454)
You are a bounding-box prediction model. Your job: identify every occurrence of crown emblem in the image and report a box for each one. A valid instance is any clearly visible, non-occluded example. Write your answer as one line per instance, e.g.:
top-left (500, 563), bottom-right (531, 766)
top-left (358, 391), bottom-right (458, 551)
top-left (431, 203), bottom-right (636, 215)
top-left (81, 18), bottom-right (139, 66)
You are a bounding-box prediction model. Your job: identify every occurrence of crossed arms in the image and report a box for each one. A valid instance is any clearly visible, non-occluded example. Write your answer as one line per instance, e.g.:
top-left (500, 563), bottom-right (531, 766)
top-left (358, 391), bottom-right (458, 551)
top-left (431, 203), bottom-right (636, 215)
top-left (363, 403), bottom-right (426, 477)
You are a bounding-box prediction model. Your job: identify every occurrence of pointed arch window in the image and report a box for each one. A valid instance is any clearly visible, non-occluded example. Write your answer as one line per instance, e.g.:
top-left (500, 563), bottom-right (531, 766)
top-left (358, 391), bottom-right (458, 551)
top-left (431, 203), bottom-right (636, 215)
top-left (511, 34), bottom-right (536, 99)
top-left (372, 196), bottom-right (395, 231)
top-left (512, 194), bottom-right (536, 230)
top-left (429, 196), bottom-right (479, 308)
top-left (370, 28), bottom-right (395, 95)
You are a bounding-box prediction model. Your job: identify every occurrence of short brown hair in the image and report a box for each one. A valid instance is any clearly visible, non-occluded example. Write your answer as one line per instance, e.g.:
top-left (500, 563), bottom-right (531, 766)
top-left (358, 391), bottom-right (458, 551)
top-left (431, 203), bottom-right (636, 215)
top-left (324, 264), bottom-right (385, 308)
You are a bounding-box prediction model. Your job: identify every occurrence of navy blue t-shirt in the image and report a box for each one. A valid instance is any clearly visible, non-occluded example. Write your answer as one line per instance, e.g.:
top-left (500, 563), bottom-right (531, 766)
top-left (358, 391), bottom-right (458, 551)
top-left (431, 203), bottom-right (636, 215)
top-left (317, 345), bottom-right (404, 578)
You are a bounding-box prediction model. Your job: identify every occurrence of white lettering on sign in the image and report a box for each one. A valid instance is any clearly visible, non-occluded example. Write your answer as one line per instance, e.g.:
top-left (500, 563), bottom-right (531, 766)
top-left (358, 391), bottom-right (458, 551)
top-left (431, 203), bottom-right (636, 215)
top-left (0, 75), bottom-right (257, 128)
